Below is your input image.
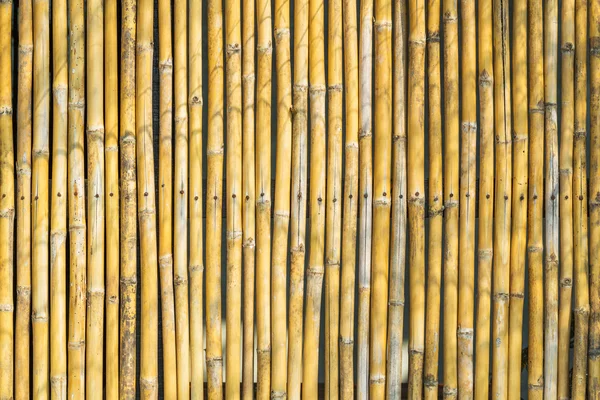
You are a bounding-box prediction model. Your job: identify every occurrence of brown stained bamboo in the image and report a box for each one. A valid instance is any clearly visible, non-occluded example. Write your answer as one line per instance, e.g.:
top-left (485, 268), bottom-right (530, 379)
top-left (527, 1), bottom-right (544, 398)
top-left (158, 0), bottom-right (177, 395)
top-left (325, 0), bottom-right (343, 395)
top-left (15, 0), bottom-right (33, 397)
top-left (508, 1), bottom-right (528, 398)
top-left (491, 0), bottom-right (512, 396)
top-left (287, 0), bottom-right (308, 394)
top-left (32, 0), bottom-right (50, 395)
top-left (302, 0), bottom-right (326, 393)
top-left (572, 1), bottom-right (590, 397)
top-left (474, 0), bottom-right (494, 399)
top-left (442, 0), bottom-right (459, 396)
top-left (50, 0), bottom-right (68, 394)
top-left (544, 0), bottom-right (559, 398)
top-left (271, 0), bottom-right (292, 393)
top-left (207, 0), bottom-right (225, 392)
top-left (226, 0), bottom-right (244, 393)
top-left (457, 0), bottom-right (476, 397)
top-left (357, 0), bottom-right (373, 395)
top-left (119, 0), bottom-right (138, 395)
top-left (105, 0), bottom-right (120, 395)
top-left (136, 0), bottom-right (159, 394)
top-left (558, 0), bottom-right (574, 397)
top-left (0, 0), bottom-right (14, 397)
top-left (189, 0), bottom-right (204, 395)
top-left (424, 0), bottom-right (440, 398)
top-left (340, 0), bottom-right (359, 394)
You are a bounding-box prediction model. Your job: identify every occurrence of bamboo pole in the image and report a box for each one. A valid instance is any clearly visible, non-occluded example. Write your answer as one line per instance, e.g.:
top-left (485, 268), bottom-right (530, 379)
top-left (49, 0), bottom-right (67, 394)
top-left (32, 0), bottom-right (50, 394)
top-left (424, 0), bottom-right (440, 398)
top-left (0, 0), bottom-right (14, 397)
top-left (271, 0), bottom-right (292, 392)
top-left (442, 0), bottom-right (459, 395)
top-left (544, 0), bottom-right (559, 397)
top-left (571, 1), bottom-right (590, 397)
top-left (15, 0), bottom-right (33, 396)
top-left (339, 0), bottom-right (359, 395)
top-left (119, 0), bottom-right (138, 395)
top-left (508, 1), bottom-right (528, 398)
top-left (357, 0), bottom-right (373, 395)
top-left (136, 0), bottom-right (159, 393)
top-left (158, 0), bottom-right (177, 394)
top-left (491, 0), bottom-right (512, 396)
top-left (527, 1), bottom-right (544, 398)
top-left (474, 0), bottom-right (494, 399)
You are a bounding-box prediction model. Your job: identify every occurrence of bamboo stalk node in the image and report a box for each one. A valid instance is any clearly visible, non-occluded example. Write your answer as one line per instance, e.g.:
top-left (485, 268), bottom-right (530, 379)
top-left (559, 277), bottom-right (572, 288)
top-left (0, 106), bottom-right (12, 115)
top-left (478, 248), bottom-right (493, 260)
top-left (257, 43), bottom-right (273, 54)
top-left (0, 208), bottom-right (14, 219)
top-left (388, 299), bottom-right (404, 307)
top-left (206, 356), bottom-right (223, 367)
top-left (189, 264), bottom-right (204, 273)
top-left (271, 390), bottom-right (286, 399)
top-left (136, 42), bottom-right (154, 53)
top-left (340, 337), bottom-right (353, 345)
top-left (309, 84), bottom-right (326, 95)
top-left (173, 274), bottom-right (188, 286)
top-left (528, 383), bottom-right (544, 391)
top-left (140, 377), bottom-right (158, 390)
top-left (359, 128), bottom-right (372, 139)
top-left (0, 304), bottom-right (14, 312)
top-left (105, 145), bottom-right (118, 153)
top-left (457, 328), bottom-right (473, 339)
top-left (574, 129), bottom-right (587, 139)
top-left (328, 84), bottom-right (343, 92)
top-left (370, 374), bottom-right (385, 384)
top-left (561, 42), bottom-right (575, 53)
top-left (67, 340), bottom-right (85, 350)
top-left (479, 70), bottom-right (492, 87)
top-left (427, 31), bottom-right (440, 42)
top-left (243, 238), bottom-right (255, 248)
top-left (274, 28), bottom-right (290, 39)
top-left (443, 386), bottom-right (458, 398)
top-left (16, 286), bottom-right (31, 297)
top-left (509, 292), bottom-right (524, 299)
top-left (227, 43), bottom-right (241, 54)
top-left (424, 375), bottom-right (438, 387)
top-left (443, 12), bottom-right (457, 23)
top-left (190, 95), bottom-right (203, 105)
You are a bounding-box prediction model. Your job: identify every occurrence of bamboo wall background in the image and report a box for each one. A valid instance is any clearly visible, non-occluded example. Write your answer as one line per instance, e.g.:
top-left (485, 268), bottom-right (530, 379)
top-left (1, 0), bottom-right (600, 398)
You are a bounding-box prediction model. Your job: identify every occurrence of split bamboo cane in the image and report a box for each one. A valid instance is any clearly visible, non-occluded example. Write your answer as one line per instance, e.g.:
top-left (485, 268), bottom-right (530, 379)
top-left (357, 0), bottom-right (373, 395)
top-left (424, 0), bottom-right (440, 398)
top-left (558, 0), bottom-right (574, 397)
top-left (325, 0), bottom-right (343, 395)
top-left (50, 0), bottom-right (67, 395)
top-left (491, 0), bottom-right (512, 396)
top-left (0, 1), bottom-right (14, 397)
top-left (544, 0), bottom-right (559, 397)
top-left (508, 1), bottom-right (528, 398)
top-left (119, 0), bottom-right (138, 395)
top-left (15, 0), bottom-right (33, 397)
top-left (571, 1), bottom-right (590, 397)
top-left (32, 0), bottom-right (50, 395)
top-left (457, 0), bottom-right (476, 397)
top-left (136, 0), bottom-right (159, 393)
top-left (474, 0), bottom-right (494, 398)
top-left (527, 0), bottom-right (544, 398)
top-left (207, 0), bottom-right (225, 392)
top-left (271, 0), bottom-right (292, 392)
top-left (158, 0), bottom-right (177, 394)
top-left (105, 0), bottom-right (120, 395)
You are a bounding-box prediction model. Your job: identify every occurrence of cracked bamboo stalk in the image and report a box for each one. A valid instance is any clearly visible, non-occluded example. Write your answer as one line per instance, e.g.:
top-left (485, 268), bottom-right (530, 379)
top-left (424, 0), bottom-right (440, 398)
top-left (32, 0), bottom-right (50, 394)
top-left (526, 0), bottom-right (544, 398)
top-left (442, 0), bottom-right (459, 396)
top-left (136, 0), bottom-right (159, 393)
top-left (50, 0), bottom-right (67, 395)
top-left (119, 0), bottom-right (138, 395)
top-left (491, 0), bottom-right (512, 396)
top-left (158, 0), bottom-right (177, 394)
top-left (0, 0), bottom-right (14, 397)
top-left (357, 0), bottom-right (373, 395)
top-left (543, 0), bottom-right (559, 397)
top-left (571, 1), bottom-right (590, 397)
top-left (508, 1), bottom-right (528, 398)
top-left (15, 0), bottom-right (33, 396)
top-left (325, 0), bottom-right (343, 395)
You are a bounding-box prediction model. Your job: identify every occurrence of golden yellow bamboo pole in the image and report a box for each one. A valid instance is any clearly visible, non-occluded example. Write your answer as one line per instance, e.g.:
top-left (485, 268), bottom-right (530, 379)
top-left (15, 0), bottom-right (33, 396)
top-left (302, 0), bottom-right (326, 393)
top-left (105, 0), bottom-right (120, 395)
top-left (207, 0), bottom-right (225, 393)
top-left (491, 0), bottom-right (512, 396)
top-left (442, 0), bottom-right (459, 395)
top-left (357, 0), bottom-right (373, 395)
top-left (339, 0), bottom-right (359, 395)
top-left (0, 0), bottom-right (14, 397)
top-left (32, 0), bottom-right (50, 394)
top-left (424, 0), bottom-right (440, 398)
top-left (136, 0), bottom-right (159, 394)
top-left (119, 0), bottom-right (138, 394)
top-left (571, 1), bottom-right (590, 397)
top-left (158, 0), bottom-right (177, 394)
top-left (49, 0), bottom-right (67, 394)
top-left (474, 1), bottom-right (494, 399)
